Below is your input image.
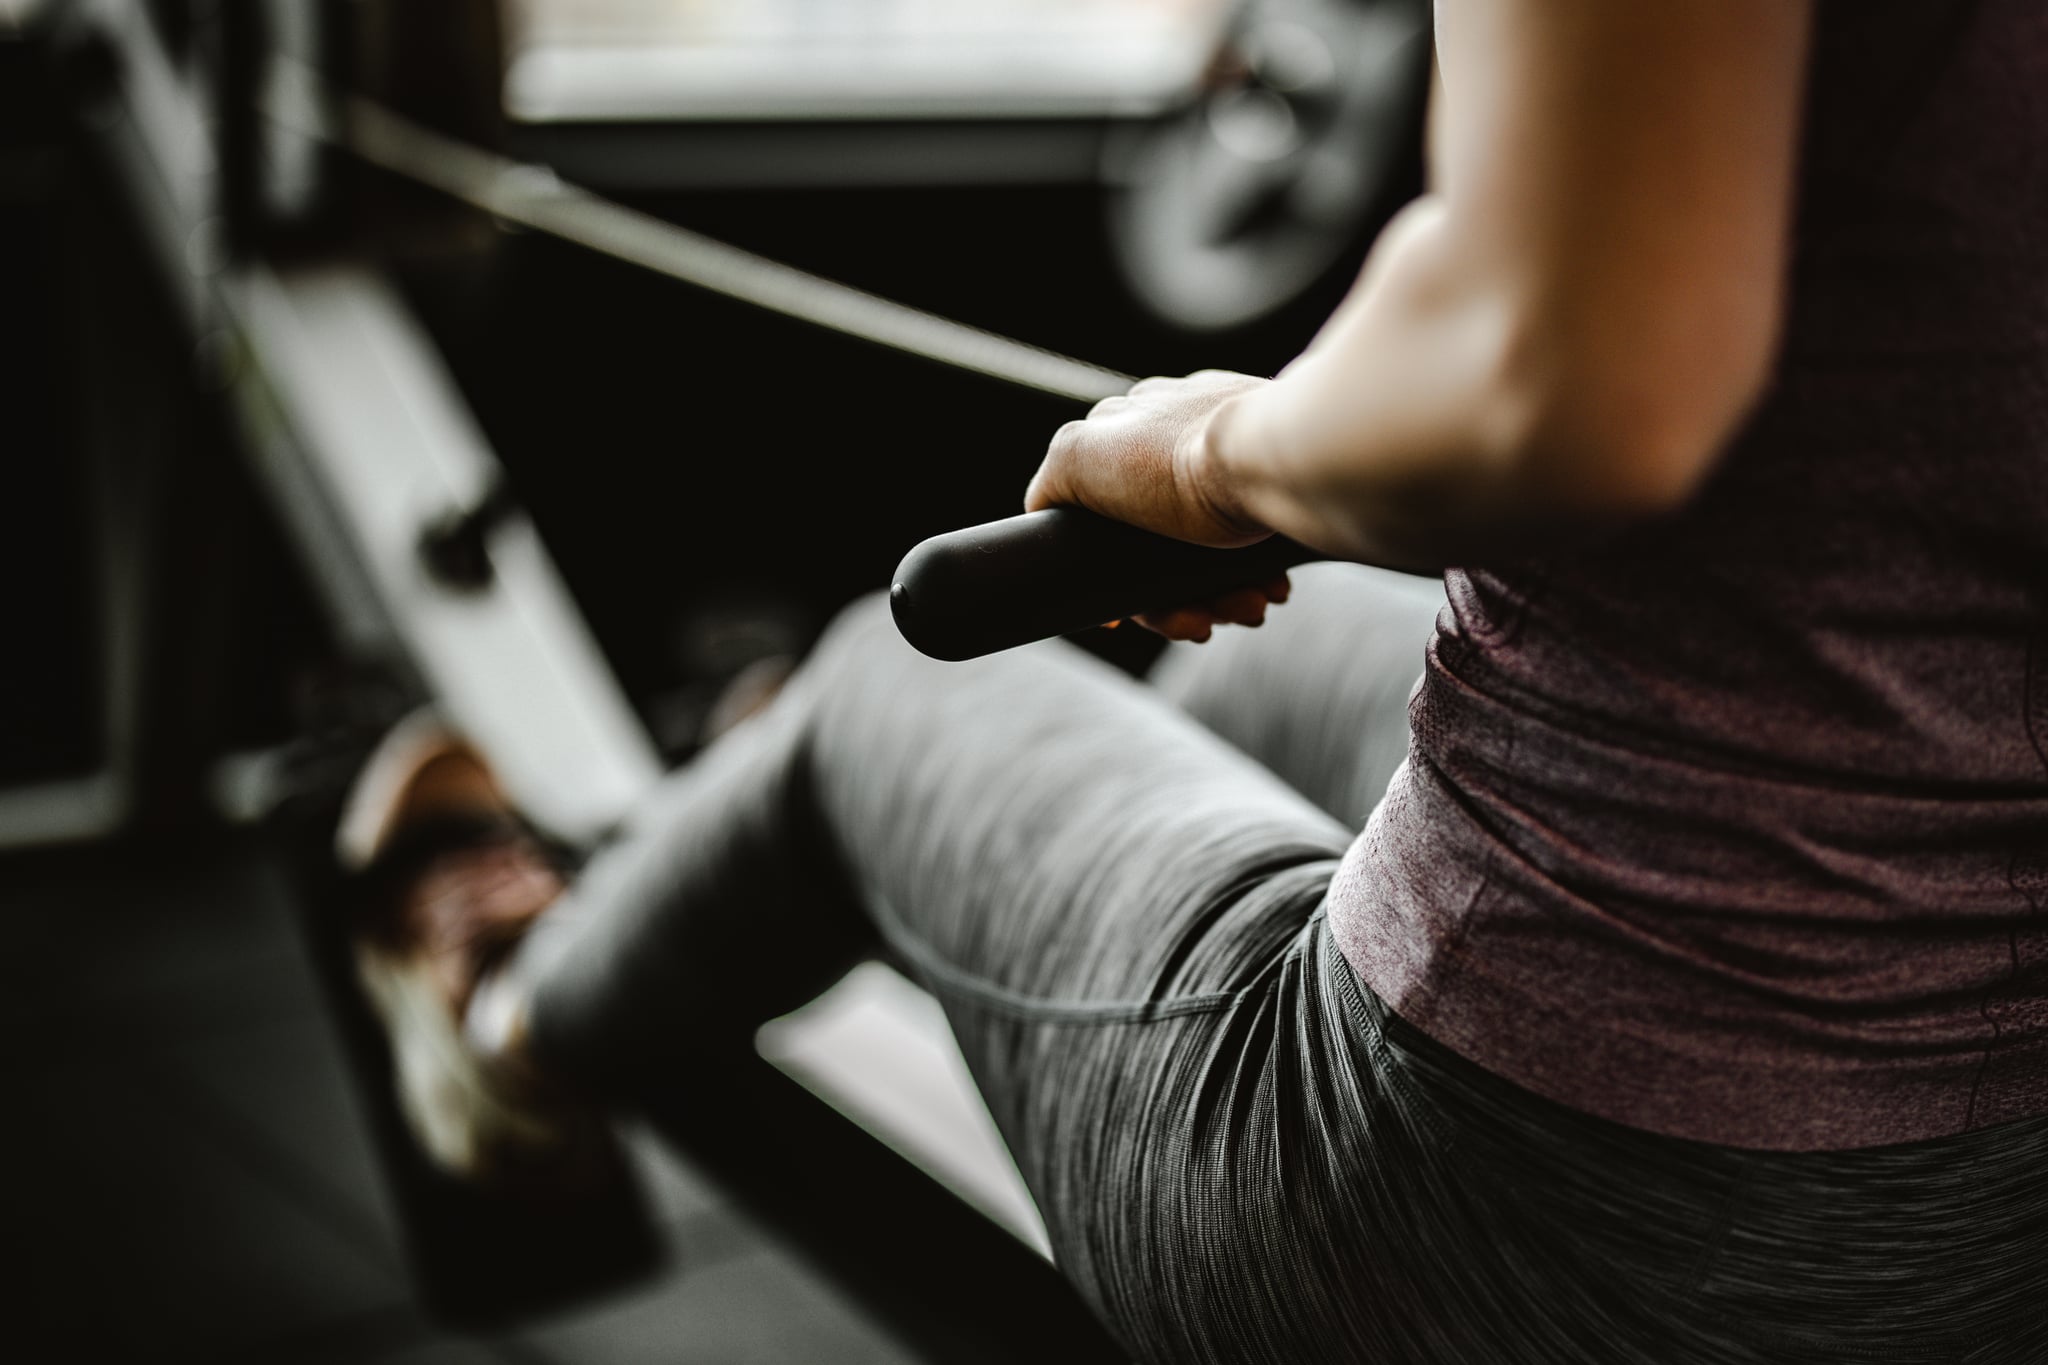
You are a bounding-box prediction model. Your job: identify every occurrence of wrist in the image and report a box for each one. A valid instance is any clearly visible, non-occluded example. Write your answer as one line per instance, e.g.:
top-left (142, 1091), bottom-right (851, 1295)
top-left (1181, 386), bottom-right (1277, 542)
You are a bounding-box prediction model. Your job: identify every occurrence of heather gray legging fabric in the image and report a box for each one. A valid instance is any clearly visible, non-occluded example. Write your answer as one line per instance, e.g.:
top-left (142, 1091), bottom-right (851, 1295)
top-left (512, 565), bottom-right (2048, 1365)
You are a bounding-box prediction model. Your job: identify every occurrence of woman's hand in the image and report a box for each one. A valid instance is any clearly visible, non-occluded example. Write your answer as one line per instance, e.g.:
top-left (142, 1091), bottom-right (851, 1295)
top-left (1024, 370), bottom-right (1289, 642)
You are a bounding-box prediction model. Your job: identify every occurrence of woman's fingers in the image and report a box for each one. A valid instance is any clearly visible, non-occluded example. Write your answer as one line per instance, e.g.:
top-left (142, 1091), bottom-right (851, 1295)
top-left (1127, 577), bottom-right (1292, 641)
top-left (1132, 607), bottom-right (1217, 642)
top-left (1207, 588), bottom-right (1270, 627)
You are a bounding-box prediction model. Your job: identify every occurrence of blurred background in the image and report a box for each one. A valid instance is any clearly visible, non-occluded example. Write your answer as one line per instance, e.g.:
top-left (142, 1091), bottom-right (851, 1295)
top-left (0, 1), bottom-right (1426, 1359)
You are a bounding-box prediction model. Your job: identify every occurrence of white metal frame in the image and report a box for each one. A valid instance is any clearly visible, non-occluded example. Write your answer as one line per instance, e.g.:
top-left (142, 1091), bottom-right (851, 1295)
top-left (20, 0), bottom-right (1051, 1256)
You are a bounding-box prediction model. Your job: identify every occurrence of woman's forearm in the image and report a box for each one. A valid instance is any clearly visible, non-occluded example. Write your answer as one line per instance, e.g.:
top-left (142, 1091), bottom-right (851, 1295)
top-left (1189, 1), bottom-right (1810, 572)
top-left (1193, 196), bottom-right (1756, 572)
top-left (1028, 1), bottom-right (1805, 590)
top-left (1194, 198), bottom-right (1540, 571)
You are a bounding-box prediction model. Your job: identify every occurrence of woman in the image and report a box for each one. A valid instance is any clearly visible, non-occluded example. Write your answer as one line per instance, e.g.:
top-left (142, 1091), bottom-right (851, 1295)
top-left (346, 2), bottom-right (2048, 1360)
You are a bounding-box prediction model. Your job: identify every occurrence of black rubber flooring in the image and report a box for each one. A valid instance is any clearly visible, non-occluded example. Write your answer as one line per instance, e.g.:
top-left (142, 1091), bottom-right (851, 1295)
top-left (1, 838), bottom-right (917, 1365)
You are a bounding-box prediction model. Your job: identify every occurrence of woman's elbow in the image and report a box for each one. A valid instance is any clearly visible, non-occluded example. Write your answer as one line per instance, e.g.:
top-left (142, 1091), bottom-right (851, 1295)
top-left (1496, 325), bottom-right (1777, 525)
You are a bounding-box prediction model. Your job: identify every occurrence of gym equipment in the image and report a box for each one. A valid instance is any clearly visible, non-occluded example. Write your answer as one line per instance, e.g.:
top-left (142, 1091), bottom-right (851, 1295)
top-left (500, 0), bottom-right (1226, 194)
top-left (30, 3), bottom-right (1413, 1352)
top-left (284, 80), bottom-right (1132, 404)
top-left (39, 2), bottom-right (1131, 1350)
top-left (893, 507), bottom-right (1316, 661)
top-left (1108, 0), bottom-right (1430, 331)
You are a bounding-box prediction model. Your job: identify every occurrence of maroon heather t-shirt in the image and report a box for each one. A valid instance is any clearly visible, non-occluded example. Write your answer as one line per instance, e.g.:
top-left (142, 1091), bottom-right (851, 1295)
top-left (1331, 0), bottom-right (2048, 1151)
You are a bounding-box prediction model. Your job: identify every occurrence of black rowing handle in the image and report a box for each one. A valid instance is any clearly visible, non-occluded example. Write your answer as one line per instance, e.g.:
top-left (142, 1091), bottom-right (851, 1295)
top-left (890, 508), bottom-right (1319, 661)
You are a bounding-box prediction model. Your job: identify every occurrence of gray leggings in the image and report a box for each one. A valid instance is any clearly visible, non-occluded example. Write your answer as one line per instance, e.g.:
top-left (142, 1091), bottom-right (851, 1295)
top-left (513, 565), bottom-right (2048, 1365)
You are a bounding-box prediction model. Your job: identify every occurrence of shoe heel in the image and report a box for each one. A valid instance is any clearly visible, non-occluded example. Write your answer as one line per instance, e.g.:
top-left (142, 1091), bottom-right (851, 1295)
top-left (272, 769), bottom-right (665, 1327)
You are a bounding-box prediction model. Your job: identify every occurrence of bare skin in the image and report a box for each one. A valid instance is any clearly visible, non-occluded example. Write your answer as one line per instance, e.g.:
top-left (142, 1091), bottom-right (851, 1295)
top-left (1028, 0), bottom-right (1816, 641)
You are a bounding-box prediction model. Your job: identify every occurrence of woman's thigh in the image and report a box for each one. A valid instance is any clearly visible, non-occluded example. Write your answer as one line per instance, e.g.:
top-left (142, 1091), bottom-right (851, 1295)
top-left (803, 593), bottom-right (2046, 1365)
top-left (530, 592), bottom-right (2045, 1362)
top-left (782, 601), bottom-right (1609, 1363)
top-left (1150, 563), bottom-right (1445, 829)
top-left (801, 594), bottom-right (1359, 1014)
top-left (935, 898), bottom-right (1689, 1365)
top-left (972, 910), bottom-right (2048, 1365)
top-left (522, 588), bottom-right (1376, 1073)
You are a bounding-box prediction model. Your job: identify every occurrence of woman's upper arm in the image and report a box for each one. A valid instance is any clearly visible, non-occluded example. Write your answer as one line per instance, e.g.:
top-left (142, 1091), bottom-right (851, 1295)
top-left (1431, 0), bottom-right (1815, 507)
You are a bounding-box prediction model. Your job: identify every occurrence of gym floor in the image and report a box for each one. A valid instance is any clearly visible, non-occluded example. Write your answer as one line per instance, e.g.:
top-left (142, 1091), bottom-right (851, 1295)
top-left (4, 837), bottom-right (917, 1365)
